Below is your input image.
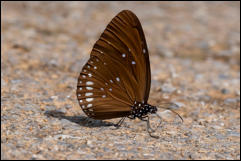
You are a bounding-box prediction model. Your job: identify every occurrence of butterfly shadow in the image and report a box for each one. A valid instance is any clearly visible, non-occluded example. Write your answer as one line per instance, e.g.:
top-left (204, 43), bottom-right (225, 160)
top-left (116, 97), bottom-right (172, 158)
top-left (44, 110), bottom-right (115, 128)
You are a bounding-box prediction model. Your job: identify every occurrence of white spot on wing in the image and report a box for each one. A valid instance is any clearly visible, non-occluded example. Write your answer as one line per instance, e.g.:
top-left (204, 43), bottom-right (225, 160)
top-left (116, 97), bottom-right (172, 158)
top-left (116, 77), bottom-right (120, 82)
top-left (110, 80), bottom-right (113, 83)
top-left (86, 81), bottom-right (94, 85)
top-left (79, 100), bottom-right (83, 103)
top-left (87, 104), bottom-right (92, 107)
top-left (78, 94), bottom-right (81, 96)
top-left (85, 93), bottom-right (93, 96)
top-left (122, 53), bottom-right (126, 57)
top-left (88, 73), bottom-right (92, 77)
top-left (109, 88), bottom-right (112, 91)
top-left (102, 95), bottom-right (106, 98)
top-left (79, 80), bottom-right (82, 84)
top-left (86, 98), bottom-right (94, 102)
top-left (100, 88), bottom-right (104, 91)
top-left (79, 87), bottom-right (82, 90)
top-left (86, 87), bottom-right (93, 90)
top-left (143, 48), bottom-right (146, 53)
top-left (82, 75), bottom-right (86, 78)
top-left (132, 61), bottom-right (136, 64)
top-left (94, 66), bottom-right (97, 70)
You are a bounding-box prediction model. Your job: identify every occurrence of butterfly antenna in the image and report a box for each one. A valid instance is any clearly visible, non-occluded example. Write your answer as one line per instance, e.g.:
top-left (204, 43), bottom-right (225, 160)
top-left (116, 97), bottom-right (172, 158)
top-left (158, 103), bottom-right (183, 123)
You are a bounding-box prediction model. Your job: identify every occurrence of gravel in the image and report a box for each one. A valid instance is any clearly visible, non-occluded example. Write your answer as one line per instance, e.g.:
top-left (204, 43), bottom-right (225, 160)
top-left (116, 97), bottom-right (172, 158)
top-left (1, 1), bottom-right (240, 160)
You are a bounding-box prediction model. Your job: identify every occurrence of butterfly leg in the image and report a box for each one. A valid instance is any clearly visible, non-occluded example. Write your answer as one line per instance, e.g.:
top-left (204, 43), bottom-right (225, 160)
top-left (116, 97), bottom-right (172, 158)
top-left (114, 117), bottom-right (126, 129)
top-left (140, 116), bottom-right (155, 132)
top-left (139, 116), bottom-right (159, 138)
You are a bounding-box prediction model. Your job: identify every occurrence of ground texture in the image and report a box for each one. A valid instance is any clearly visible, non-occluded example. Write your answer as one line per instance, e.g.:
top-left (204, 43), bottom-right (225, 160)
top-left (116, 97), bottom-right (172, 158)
top-left (1, 1), bottom-right (240, 160)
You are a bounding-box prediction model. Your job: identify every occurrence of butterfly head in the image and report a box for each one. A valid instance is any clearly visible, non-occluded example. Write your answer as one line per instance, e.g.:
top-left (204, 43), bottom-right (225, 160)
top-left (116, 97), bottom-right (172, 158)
top-left (149, 106), bottom-right (157, 114)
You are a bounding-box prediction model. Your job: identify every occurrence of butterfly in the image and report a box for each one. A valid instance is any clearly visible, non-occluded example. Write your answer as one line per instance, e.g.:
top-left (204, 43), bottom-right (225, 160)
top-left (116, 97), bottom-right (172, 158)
top-left (76, 10), bottom-right (182, 138)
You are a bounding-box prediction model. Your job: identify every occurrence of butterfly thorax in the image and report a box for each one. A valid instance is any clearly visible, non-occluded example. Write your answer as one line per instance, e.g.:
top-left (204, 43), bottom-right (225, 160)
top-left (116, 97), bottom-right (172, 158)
top-left (129, 101), bottom-right (157, 119)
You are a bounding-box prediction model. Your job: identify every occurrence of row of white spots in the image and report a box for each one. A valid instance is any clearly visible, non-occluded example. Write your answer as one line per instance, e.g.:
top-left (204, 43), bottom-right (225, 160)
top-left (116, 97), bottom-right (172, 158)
top-left (86, 98), bottom-right (94, 102)
top-left (79, 81), bottom-right (94, 87)
top-left (80, 92), bottom-right (109, 102)
top-left (79, 87), bottom-right (93, 91)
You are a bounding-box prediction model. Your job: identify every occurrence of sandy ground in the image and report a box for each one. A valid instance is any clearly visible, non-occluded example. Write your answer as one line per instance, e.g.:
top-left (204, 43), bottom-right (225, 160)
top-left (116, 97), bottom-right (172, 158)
top-left (1, 1), bottom-right (240, 160)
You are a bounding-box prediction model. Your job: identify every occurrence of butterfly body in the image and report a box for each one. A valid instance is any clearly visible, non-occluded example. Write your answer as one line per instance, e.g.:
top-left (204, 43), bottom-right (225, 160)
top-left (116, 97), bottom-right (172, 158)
top-left (129, 102), bottom-right (157, 119)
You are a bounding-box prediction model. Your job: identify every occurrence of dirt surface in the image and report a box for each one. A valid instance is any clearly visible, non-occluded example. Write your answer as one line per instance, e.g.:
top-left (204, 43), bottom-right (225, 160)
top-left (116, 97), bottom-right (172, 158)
top-left (1, 1), bottom-right (240, 160)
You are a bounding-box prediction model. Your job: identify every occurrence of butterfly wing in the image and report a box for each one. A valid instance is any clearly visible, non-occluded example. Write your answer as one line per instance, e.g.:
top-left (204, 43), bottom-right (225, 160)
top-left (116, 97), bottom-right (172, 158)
top-left (77, 10), bottom-right (151, 120)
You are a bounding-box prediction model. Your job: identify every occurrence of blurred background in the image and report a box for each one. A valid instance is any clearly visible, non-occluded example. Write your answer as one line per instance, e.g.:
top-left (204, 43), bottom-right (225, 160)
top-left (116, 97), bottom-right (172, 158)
top-left (1, 1), bottom-right (240, 160)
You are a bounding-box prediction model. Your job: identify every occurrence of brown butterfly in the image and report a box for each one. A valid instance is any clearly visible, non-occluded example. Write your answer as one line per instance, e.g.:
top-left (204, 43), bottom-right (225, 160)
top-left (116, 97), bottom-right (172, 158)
top-left (76, 10), bottom-right (182, 138)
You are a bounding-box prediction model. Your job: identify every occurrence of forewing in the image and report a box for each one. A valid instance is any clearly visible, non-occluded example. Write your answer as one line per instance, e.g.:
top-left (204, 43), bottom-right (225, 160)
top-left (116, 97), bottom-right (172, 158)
top-left (76, 10), bottom-right (151, 120)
